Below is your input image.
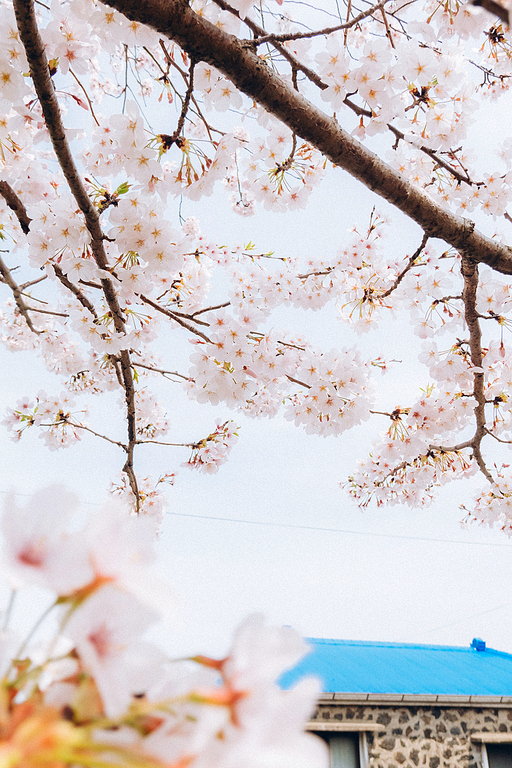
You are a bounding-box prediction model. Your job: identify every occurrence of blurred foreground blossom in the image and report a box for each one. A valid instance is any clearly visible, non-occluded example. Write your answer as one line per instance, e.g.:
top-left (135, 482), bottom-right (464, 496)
top-left (0, 487), bottom-right (327, 768)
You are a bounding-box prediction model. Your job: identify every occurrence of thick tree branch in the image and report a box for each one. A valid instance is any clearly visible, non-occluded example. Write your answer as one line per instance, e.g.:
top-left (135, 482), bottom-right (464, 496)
top-left (14, 0), bottom-right (139, 505)
top-left (102, 0), bottom-right (512, 274)
top-left (471, 0), bottom-right (509, 25)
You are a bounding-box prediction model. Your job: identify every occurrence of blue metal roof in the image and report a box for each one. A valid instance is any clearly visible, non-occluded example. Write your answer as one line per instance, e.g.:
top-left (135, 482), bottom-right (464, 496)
top-left (280, 638), bottom-right (512, 696)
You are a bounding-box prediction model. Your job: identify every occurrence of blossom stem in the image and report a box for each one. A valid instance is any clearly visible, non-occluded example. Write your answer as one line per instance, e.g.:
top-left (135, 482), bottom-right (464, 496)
top-left (2, 589), bottom-right (16, 632)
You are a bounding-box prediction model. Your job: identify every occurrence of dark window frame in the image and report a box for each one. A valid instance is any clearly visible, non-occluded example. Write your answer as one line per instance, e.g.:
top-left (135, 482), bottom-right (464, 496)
top-left (483, 742), bottom-right (512, 768)
top-left (307, 725), bottom-right (371, 768)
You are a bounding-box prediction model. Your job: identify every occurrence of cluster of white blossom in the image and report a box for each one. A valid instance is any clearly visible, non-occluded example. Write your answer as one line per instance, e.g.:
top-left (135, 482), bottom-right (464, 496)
top-left (0, 487), bottom-right (325, 768)
top-left (2, 390), bottom-right (87, 449)
top-left (183, 420), bottom-right (239, 473)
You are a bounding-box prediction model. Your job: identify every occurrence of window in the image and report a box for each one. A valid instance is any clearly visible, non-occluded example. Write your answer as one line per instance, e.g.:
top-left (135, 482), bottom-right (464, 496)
top-left (327, 733), bottom-right (360, 768)
top-left (484, 744), bottom-right (512, 768)
top-left (470, 733), bottom-right (512, 768)
top-left (307, 723), bottom-right (373, 768)
top-left (325, 732), bottom-right (367, 768)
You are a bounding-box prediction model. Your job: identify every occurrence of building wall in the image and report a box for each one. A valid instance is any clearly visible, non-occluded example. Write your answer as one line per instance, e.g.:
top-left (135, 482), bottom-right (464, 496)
top-left (311, 702), bottom-right (512, 768)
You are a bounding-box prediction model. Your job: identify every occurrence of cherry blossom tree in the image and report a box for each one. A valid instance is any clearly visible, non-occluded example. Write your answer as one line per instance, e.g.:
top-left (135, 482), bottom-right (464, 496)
top-left (3, 0), bottom-right (512, 531)
top-left (1, 0), bottom-right (512, 761)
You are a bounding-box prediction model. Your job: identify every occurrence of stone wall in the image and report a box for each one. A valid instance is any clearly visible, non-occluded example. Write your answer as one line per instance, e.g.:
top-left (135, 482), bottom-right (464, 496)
top-left (311, 702), bottom-right (512, 768)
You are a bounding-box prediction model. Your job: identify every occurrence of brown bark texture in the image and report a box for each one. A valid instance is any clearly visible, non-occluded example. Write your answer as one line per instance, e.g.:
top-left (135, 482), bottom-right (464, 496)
top-left (101, 0), bottom-right (512, 274)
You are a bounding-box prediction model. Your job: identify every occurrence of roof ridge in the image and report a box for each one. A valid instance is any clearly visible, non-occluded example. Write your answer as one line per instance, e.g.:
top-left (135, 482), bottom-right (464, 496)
top-left (304, 638), bottom-right (507, 654)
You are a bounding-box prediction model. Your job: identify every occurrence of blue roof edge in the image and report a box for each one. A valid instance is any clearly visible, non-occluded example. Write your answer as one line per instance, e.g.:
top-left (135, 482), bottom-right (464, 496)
top-left (303, 638), bottom-right (512, 658)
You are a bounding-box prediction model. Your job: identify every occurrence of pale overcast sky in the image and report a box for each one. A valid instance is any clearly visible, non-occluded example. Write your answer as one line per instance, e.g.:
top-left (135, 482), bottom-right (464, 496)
top-left (2, 34), bottom-right (512, 665)
top-left (2, 152), bottom-right (512, 664)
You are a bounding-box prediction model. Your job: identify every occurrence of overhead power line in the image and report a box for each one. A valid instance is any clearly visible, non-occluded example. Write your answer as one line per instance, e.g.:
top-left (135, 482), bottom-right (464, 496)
top-left (2, 488), bottom-right (510, 548)
top-left (166, 511), bottom-right (512, 548)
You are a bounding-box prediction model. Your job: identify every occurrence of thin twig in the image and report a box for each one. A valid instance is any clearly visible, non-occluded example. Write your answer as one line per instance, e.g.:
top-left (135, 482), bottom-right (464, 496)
top-left (140, 294), bottom-right (213, 343)
top-left (53, 264), bottom-right (98, 318)
top-left (428, 440), bottom-right (474, 452)
top-left (252, 0), bottom-right (391, 45)
top-left (22, 306), bottom-right (68, 317)
top-left (191, 301), bottom-right (231, 316)
top-left (0, 254), bottom-right (41, 334)
top-left (66, 421), bottom-right (128, 450)
top-left (484, 428), bottom-right (512, 444)
top-left (68, 67), bottom-right (100, 127)
top-left (132, 362), bottom-right (192, 381)
top-left (169, 58), bottom-right (196, 144)
top-left (378, 233), bottom-right (429, 299)
top-left (136, 439), bottom-right (194, 446)
top-left (169, 308), bottom-right (211, 327)
top-left (380, 4), bottom-right (396, 48)
top-left (19, 276), bottom-right (47, 290)
top-left (286, 374), bottom-right (311, 389)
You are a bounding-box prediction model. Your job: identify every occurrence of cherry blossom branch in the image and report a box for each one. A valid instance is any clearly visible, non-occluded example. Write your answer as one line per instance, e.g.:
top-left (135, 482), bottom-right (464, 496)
top-left (378, 233), bottom-right (429, 299)
top-left (169, 58), bottom-right (196, 144)
top-left (380, 4), bottom-right (396, 49)
top-left (461, 255), bottom-right (496, 486)
top-left (371, 445), bottom-right (471, 493)
top-left (386, 125), bottom-right (475, 187)
top-left (189, 301), bottom-right (231, 316)
top-left (0, 181), bottom-right (31, 234)
top-left (136, 439), bottom-right (194, 446)
top-left (131, 361), bottom-right (192, 381)
top-left (0, 184), bottom-right (117, 406)
top-left (342, 98), bottom-right (477, 188)
top-left (0, 183), bottom-right (99, 320)
top-left (286, 374), bottom-right (311, 389)
top-left (62, 420), bottom-right (128, 450)
top-left (102, 0), bottom-right (512, 275)
top-left (216, 2), bottom-right (478, 192)
top-left (19, 276), bottom-right (47, 291)
top-left (21, 306), bottom-right (67, 317)
top-left (13, 0), bottom-right (139, 505)
top-left (484, 428), bottom-right (512, 444)
top-left (209, 0), bottom-right (326, 90)
top-left (68, 67), bottom-right (100, 127)
top-left (251, 0), bottom-right (391, 45)
top-left (168, 308), bottom-right (211, 327)
top-left (0, 180), bottom-right (103, 344)
top-left (52, 264), bottom-right (98, 319)
top-left (217, 2), bottom-right (477, 190)
top-left (139, 294), bottom-right (213, 343)
top-left (0, 254), bottom-right (41, 334)
top-left (157, 40), bottom-right (222, 142)
top-left (298, 267), bottom-right (334, 280)
top-left (428, 440), bottom-right (474, 452)
top-left (278, 340), bottom-right (306, 352)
